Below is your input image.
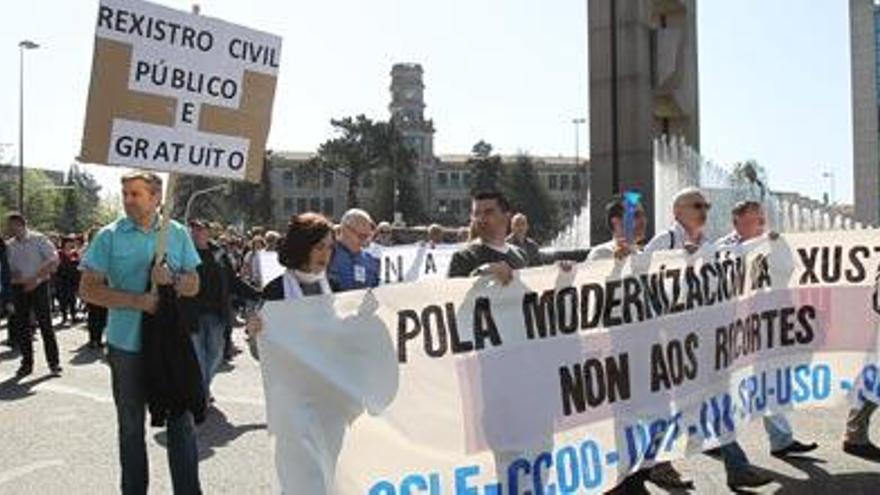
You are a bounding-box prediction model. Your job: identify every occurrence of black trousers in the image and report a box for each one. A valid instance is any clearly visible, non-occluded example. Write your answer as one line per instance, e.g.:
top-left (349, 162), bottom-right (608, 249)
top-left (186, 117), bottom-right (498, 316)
top-left (57, 279), bottom-right (79, 320)
top-left (86, 303), bottom-right (107, 345)
top-left (11, 283), bottom-right (59, 368)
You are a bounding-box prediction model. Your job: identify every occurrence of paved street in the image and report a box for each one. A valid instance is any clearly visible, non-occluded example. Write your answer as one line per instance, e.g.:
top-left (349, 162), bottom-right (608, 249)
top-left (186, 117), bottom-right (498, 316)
top-left (1, 320), bottom-right (879, 494)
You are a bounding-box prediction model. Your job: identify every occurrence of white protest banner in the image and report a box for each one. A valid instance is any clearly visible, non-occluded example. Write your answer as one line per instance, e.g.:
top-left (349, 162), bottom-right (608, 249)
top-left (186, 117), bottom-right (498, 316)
top-left (373, 243), bottom-right (461, 284)
top-left (258, 230), bottom-right (880, 493)
top-left (79, 0), bottom-right (281, 182)
top-left (256, 250), bottom-right (284, 289)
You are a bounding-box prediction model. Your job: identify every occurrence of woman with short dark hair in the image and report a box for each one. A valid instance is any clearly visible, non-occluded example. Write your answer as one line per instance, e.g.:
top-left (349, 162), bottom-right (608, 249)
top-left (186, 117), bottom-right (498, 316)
top-left (245, 212), bottom-right (344, 493)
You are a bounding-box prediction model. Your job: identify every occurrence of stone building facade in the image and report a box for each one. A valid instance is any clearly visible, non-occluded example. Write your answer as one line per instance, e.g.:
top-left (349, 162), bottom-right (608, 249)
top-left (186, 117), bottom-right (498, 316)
top-left (268, 63), bottom-right (587, 226)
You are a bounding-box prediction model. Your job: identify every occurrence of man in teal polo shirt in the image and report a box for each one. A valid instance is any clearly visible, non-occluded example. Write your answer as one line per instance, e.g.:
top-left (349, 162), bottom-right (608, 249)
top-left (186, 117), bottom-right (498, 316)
top-left (80, 171), bottom-right (202, 495)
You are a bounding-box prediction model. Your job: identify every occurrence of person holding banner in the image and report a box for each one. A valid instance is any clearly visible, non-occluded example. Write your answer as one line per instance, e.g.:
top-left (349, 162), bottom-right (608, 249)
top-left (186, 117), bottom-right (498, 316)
top-left (448, 191), bottom-right (528, 282)
top-left (645, 188), bottom-right (773, 491)
top-left (588, 193), bottom-right (647, 262)
top-left (245, 212), bottom-right (349, 492)
top-left (374, 221), bottom-right (394, 247)
top-left (80, 172), bottom-right (203, 495)
top-left (425, 223), bottom-right (445, 247)
top-left (716, 201), bottom-right (820, 459)
top-left (588, 194), bottom-right (659, 494)
top-left (328, 209), bottom-right (380, 292)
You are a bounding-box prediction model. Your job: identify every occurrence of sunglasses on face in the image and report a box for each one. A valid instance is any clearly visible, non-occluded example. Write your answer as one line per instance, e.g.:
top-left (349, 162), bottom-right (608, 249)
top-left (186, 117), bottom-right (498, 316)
top-left (686, 202), bottom-right (711, 211)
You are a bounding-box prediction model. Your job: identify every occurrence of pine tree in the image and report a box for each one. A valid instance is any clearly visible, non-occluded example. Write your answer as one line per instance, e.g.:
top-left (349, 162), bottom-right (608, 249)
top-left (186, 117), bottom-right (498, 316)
top-left (501, 154), bottom-right (560, 243)
top-left (467, 140), bottom-right (503, 193)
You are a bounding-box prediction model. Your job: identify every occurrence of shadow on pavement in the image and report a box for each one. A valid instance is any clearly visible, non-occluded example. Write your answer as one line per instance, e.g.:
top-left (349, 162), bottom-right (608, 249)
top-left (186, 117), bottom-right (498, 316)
top-left (0, 374), bottom-right (58, 401)
top-left (152, 406), bottom-right (266, 461)
top-left (68, 344), bottom-right (106, 366)
top-left (764, 455), bottom-right (880, 494)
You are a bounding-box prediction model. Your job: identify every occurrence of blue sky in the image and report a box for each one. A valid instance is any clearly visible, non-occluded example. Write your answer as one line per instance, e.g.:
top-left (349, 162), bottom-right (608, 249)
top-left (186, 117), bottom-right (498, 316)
top-left (0, 0), bottom-right (853, 203)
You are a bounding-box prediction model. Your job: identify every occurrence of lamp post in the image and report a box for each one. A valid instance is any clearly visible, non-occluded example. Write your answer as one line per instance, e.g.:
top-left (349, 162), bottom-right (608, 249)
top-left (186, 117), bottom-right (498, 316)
top-left (184, 183), bottom-right (232, 226)
top-left (18, 40), bottom-right (40, 212)
top-left (822, 170), bottom-right (835, 205)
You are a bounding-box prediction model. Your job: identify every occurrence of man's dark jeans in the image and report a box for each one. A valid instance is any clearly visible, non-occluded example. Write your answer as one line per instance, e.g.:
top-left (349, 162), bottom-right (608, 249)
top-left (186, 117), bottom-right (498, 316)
top-left (108, 346), bottom-right (201, 494)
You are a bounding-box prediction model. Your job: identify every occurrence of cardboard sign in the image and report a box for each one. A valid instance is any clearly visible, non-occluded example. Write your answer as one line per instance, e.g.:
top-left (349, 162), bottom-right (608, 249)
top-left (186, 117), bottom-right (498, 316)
top-left (79, 0), bottom-right (281, 182)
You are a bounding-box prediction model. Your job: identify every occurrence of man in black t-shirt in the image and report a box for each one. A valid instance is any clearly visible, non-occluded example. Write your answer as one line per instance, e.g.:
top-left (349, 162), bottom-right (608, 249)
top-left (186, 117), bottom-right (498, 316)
top-left (447, 191), bottom-right (527, 283)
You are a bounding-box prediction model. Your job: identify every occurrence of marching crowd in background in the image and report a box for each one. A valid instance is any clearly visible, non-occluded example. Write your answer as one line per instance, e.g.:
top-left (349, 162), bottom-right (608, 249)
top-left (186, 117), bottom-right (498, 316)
top-left (0, 171), bottom-right (878, 494)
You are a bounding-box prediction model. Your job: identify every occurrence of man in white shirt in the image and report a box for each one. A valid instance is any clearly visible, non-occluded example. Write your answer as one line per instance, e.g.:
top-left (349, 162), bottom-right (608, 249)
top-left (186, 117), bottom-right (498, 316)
top-left (645, 189), bottom-right (772, 491)
top-left (588, 194), bottom-right (647, 262)
top-left (644, 187), bottom-right (711, 254)
top-left (716, 201), bottom-right (818, 459)
top-left (5, 212), bottom-right (60, 378)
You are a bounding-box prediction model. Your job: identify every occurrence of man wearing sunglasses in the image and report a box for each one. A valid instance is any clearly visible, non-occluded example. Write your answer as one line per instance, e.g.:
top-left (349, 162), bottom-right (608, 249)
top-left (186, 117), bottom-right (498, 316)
top-left (645, 187), bottom-right (711, 254)
top-left (327, 208), bottom-right (380, 292)
top-left (645, 188), bottom-right (772, 491)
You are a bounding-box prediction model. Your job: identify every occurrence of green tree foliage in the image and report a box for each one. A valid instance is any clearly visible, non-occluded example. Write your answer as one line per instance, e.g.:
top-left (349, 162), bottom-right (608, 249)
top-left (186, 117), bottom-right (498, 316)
top-left (467, 140), bottom-right (503, 193)
top-left (96, 193), bottom-right (124, 227)
top-left (56, 163), bottom-right (102, 234)
top-left (0, 169), bottom-right (62, 232)
top-left (310, 116), bottom-right (425, 223)
top-left (501, 154), bottom-right (560, 243)
top-left (310, 115), bottom-right (385, 209)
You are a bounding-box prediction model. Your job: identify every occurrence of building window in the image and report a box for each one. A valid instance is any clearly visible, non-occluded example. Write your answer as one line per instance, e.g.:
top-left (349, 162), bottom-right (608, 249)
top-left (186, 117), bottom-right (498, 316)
top-left (573, 174), bottom-right (581, 190)
top-left (309, 197), bottom-right (321, 212)
top-left (560, 174), bottom-right (570, 191)
top-left (322, 198), bottom-right (334, 217)
top-left (548, 174), bottom-right (558, 190)
top-left (296, 198), bottom-right (307, 212)
top-left (438, 199), bottom-right (449, 214)
top-left (450, 172), bottom-right (460, 188)
top-left (437, 172), bottom-right (448, 188)
top-left (282, 170), bottom-right (294, 188)
top-left (283, 197), bottom-right (294, 214)
top-left (462, 172), bottom-right (471, 188)
top-left (323, 170), bottom-right (334, 188)
top-left (296, 169), bottom-right (307, 188)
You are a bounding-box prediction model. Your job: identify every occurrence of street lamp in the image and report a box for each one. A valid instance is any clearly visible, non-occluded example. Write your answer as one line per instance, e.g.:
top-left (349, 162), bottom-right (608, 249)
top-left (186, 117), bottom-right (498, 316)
top-left (822, 170), bottom-right (835, 205)
top-left (184, 182), bottom-right (232, 226)
top-left (18, 39), bottom-right (40, 212)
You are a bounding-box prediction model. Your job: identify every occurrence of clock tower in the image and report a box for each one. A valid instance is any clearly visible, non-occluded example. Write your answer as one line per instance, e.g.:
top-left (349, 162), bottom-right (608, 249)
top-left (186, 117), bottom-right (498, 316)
top-left (389, 63), bottom-right (436, 216)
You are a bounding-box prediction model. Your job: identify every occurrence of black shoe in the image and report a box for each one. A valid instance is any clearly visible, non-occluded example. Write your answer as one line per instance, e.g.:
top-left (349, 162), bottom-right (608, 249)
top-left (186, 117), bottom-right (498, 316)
top-left (49, 364), bottom-right (62, 376)
top-left (15, 365), bottom-right (33, 378)
top-left (771, 440), bottom-right (818, 458)
top-left (727, 467), bottom-right (773, 490)
top-left (843, 441), bottom-right (880, 461)
top-left (704, 446), bottom-right (723, 458)
top-left (647, 462), bottom-right (694, 490)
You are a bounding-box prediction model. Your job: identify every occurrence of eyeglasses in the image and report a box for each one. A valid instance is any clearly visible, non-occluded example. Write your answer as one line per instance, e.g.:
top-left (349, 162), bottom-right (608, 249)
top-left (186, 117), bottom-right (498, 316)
top-left (687, 202), bottom-right (711, 211)
top-left (345, 225), bottom-right (373, 242)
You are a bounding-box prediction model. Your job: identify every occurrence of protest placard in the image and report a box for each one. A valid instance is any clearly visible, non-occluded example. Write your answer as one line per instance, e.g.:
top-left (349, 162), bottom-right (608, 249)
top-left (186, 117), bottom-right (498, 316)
top-left (79, 0), bottom-right (281, 182)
